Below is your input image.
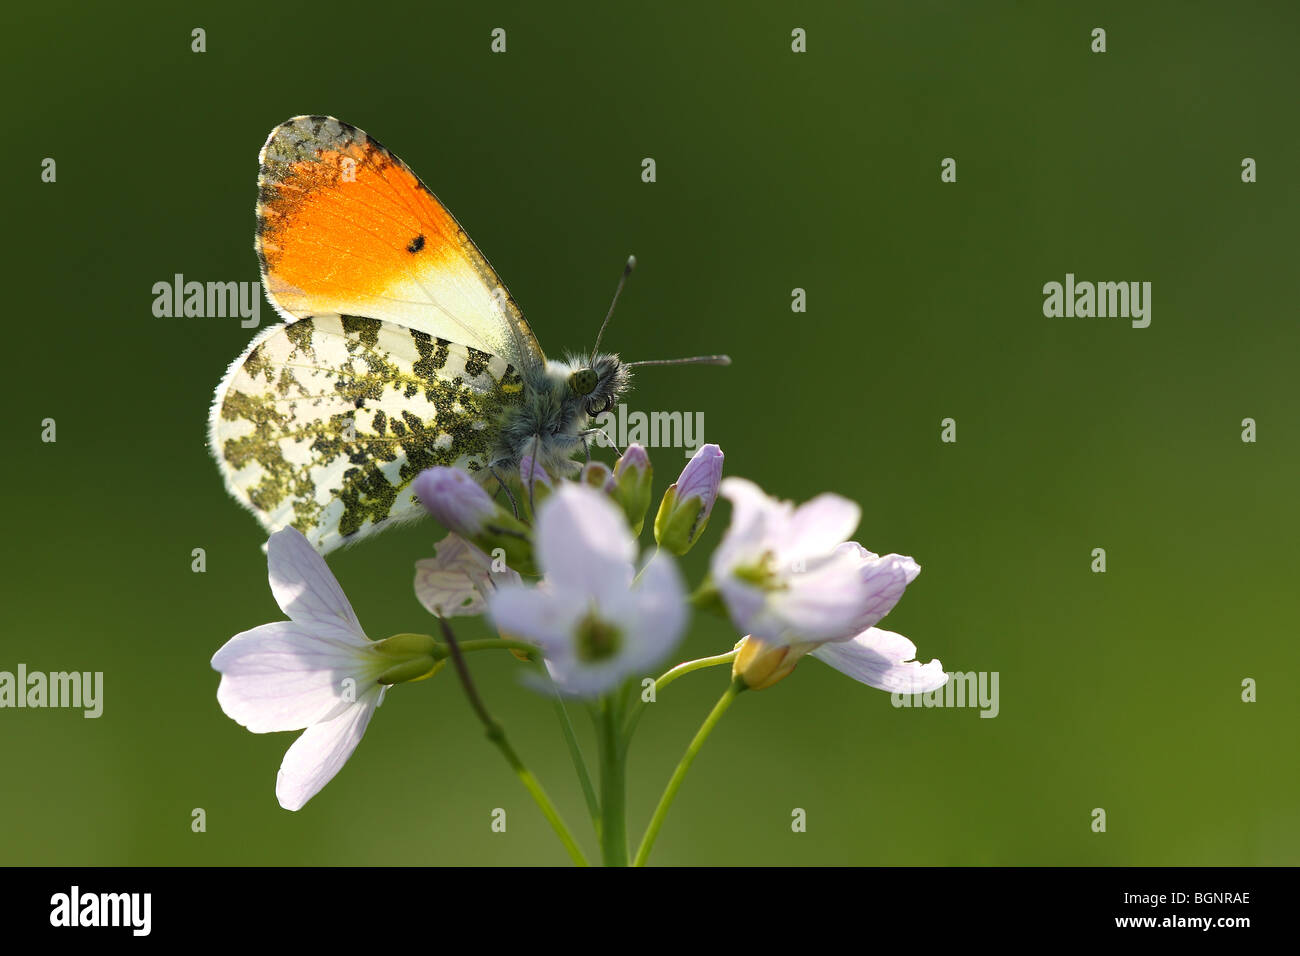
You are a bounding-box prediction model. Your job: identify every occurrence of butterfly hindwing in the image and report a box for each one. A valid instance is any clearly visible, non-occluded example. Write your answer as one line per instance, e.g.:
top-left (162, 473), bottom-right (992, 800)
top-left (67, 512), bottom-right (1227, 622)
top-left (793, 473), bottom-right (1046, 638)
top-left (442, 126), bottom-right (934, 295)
top-left (256, 115), bottom-right (545, 373)
top-left (210, 313), bottom-right (525, 554)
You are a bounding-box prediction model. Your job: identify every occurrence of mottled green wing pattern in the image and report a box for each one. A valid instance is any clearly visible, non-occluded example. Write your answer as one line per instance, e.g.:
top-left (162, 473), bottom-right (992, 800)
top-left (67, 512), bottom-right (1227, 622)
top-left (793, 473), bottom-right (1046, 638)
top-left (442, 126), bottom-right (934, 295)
top-left (209, 313), bottom-right (524, 553)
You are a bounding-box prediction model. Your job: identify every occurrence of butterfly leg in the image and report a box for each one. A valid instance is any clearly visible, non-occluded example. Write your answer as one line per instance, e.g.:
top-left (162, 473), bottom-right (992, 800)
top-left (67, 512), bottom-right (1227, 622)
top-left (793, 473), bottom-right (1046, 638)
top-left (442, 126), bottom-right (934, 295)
top-left (580, 427), bottom-right (621, 457)
top-left (527, 434), bottom-right (542, 515)
top-left (488, 465), bottom-right (520, 520)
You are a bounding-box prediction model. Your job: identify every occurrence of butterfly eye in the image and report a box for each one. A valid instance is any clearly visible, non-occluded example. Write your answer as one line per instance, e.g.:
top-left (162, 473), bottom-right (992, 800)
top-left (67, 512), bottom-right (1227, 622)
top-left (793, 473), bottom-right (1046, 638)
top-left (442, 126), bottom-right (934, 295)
top-left (569, 368), bottom-right (598, 396)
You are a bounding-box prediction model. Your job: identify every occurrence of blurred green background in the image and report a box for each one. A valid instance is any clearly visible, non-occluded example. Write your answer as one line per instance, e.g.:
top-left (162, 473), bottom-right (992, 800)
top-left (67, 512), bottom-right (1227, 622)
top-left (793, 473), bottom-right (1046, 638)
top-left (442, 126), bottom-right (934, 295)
top-left (4, 0), bottom-right (1297, 865)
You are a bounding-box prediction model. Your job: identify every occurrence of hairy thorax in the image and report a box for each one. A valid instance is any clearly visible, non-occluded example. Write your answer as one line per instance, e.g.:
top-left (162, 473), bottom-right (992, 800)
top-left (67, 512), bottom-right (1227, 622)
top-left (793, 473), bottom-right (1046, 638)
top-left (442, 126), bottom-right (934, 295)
top-left (492, 354), bottom-right (629, 477)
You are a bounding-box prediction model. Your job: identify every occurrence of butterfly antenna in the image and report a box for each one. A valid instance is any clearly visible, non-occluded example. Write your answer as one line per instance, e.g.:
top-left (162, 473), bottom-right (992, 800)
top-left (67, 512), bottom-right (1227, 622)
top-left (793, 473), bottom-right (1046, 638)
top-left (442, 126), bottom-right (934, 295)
top-left (626, 355), bottom-right (732, 367)
top-left (591, 255), bottom-right (637, 365)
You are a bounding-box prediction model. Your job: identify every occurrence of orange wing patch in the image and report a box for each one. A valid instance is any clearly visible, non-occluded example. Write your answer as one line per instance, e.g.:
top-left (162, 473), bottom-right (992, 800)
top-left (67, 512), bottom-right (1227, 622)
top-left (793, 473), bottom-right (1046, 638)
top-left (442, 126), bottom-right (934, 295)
top-left (255, 116), bottom-right (543, 369)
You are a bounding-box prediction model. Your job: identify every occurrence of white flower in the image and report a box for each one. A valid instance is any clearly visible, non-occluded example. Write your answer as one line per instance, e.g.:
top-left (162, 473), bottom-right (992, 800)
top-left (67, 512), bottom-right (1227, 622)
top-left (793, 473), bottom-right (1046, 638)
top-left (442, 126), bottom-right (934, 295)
top-left (488, 483), bottom-right (687, 699)
top-left (414, 533), bottom-right (521, 617)
top-left (712, 477), bottom-right (920, 646)
top-left (211, 527), bottom-right (387, 811)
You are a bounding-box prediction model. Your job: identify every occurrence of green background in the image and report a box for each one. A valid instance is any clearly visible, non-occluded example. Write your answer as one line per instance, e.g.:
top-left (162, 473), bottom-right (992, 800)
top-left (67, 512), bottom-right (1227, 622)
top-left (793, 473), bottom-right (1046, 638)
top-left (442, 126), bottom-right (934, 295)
top-left (4, 0), bottom-right (1296, 865)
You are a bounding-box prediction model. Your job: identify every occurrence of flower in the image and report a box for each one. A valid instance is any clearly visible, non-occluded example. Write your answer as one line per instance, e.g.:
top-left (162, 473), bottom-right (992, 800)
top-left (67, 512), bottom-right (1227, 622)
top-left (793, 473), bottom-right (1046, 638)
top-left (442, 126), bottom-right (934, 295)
top-left (414, 533), bottom-right (521, 618)
top-left (733, 629), bottom-right (947, 693)
top-left (610, 443), bottom-right (653, 533)
top-left (488, 483), bottom-right (687, 698)
top-left (654, 443), bottom-right (723, 554)
top-left (211, 527), bottom-right (389, 810)
top-left (711, 478), bottom-right (919, 646)
top-left (212, 529), bottom-right (445, 809)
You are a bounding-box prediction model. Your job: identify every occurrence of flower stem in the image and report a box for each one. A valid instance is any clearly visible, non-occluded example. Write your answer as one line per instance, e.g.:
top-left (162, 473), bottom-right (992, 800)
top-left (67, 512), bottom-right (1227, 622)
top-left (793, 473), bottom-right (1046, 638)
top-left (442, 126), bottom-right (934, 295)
top-left (598, 697), bottom-right (629, 866)
top-left (445, 637), bottom-right (538, 657)
top-left (622, 648), bottom-right (739, 739)
top-left (546, 671), bottom-right (602, 832)
top-left (632, 676), bottom-right (745, 867)
top-left (436, 618), bottom-right (589, 867)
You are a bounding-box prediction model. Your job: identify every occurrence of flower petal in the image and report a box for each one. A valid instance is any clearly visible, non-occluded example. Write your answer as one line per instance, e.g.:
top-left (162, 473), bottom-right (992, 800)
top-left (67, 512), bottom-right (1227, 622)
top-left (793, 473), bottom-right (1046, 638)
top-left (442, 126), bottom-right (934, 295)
top-left (676, 444), bottom-right (723, 515)
top-left (623, 553), bottom-right (689, 674)
top-left (414, 534), bottom-right (519, 618)
top-left (413, 466), bottom-right (498, 538)
top-left (713, 477), bottom-right (786, 573)
top-left (534, 483), bottom-right (636, 595)
top-left (267, 527), bottom-right (364, 637)
top-left (212, 621), bottom-right (378, 733)
top-left (488, 584), bottom-right (582, 655)
top-left (781, 492), bottom-right (861, 559)
top-left (810, 628), bottom-right (947, 694)
top-left (766, 547), bottom-right (920, 643)
top-left (275, 688), bottom-right (381, 811)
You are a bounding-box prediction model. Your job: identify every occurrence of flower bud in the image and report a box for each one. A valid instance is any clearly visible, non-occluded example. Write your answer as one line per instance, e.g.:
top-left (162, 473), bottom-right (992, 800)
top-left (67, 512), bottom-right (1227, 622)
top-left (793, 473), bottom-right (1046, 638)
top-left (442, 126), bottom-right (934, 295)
top-left (414, 467), bottom-right (536, 575)
top-left (611, 443), bottom-right (653, 534)
top-left (731, 635), bottom-right (813, 691)
top-left (654, 443), bottom-right (723, 554)
top-left (580, 460), bottom-right (614, 492)
top-left (414, 467), bottom-right (495, 536)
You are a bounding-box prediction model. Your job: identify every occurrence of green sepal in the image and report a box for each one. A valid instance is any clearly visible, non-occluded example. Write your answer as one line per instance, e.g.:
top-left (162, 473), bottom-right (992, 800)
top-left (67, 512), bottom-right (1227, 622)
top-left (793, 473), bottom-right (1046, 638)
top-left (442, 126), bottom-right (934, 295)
top-left (376, 656), bottom-right (444, 686)
top-left (612, 459), bottom-right (653, 535)
top-left (475, 511), bottom-right (538, 577)
top-left (654, 485), bottom-right (706, 555)
top-left (374, 632), bottom-right (439, 660)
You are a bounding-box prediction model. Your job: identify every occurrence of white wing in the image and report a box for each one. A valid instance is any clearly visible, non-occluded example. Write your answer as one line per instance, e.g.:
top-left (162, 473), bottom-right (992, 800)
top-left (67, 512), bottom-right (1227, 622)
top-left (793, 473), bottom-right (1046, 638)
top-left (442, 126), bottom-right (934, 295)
top-left (209, 313), bottom-right (524, 554)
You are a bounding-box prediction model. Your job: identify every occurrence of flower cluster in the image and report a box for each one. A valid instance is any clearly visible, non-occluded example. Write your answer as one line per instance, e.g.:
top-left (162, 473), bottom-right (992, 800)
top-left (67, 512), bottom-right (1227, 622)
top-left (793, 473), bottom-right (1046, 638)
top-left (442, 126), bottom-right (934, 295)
top-left (211, 439), bottom-right (948, 865)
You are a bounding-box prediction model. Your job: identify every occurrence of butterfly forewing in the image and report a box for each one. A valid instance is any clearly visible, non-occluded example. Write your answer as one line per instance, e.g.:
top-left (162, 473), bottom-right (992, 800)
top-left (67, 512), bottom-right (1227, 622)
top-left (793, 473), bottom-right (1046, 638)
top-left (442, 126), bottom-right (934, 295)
top-left (256, 115), bottom-right (544, 373)
top-left (210, 313), bottom-right (524, 554)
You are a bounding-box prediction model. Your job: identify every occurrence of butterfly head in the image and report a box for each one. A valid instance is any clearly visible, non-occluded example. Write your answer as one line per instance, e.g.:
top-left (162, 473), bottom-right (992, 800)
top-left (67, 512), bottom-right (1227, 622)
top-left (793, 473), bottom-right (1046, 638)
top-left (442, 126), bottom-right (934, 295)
top-left (566, 352), bottom-right (630, 418)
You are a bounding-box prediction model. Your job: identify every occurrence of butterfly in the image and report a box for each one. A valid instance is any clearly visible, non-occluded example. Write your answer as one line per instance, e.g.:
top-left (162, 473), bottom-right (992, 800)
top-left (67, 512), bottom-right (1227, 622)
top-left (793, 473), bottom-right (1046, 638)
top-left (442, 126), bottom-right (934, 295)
top-left (209, 116), bottom-right (726, 554)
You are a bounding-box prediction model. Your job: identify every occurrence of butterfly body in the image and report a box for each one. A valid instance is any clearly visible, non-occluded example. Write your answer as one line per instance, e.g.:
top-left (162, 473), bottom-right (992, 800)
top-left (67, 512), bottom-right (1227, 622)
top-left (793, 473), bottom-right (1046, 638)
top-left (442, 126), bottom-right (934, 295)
top-left (210, 116), bottom-right (631, 553)
top-left (500, 351), bottom-right (629, 474)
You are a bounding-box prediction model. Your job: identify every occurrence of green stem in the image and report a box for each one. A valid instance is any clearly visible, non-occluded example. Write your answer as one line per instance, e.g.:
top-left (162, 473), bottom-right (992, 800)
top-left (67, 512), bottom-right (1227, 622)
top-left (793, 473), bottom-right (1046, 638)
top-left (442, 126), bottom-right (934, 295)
top-left (633, 677), bottom-right (745, 867)
top-left (436, 618), bottom-right (589, 867)
top-left (444, 637), bottom-right (538, 657)
top-left (623, 648), bottom-right (739, 739)
top-left (598, 697), bottom-right (629, 866)
top-left (548, 673), bottom-right (602, 832)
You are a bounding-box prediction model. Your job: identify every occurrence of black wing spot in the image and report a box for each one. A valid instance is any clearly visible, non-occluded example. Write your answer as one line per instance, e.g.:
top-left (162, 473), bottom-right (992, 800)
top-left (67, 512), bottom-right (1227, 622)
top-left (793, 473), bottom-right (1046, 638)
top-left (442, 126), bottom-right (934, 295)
top-left (407, 234), bottom-right (426, 253)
